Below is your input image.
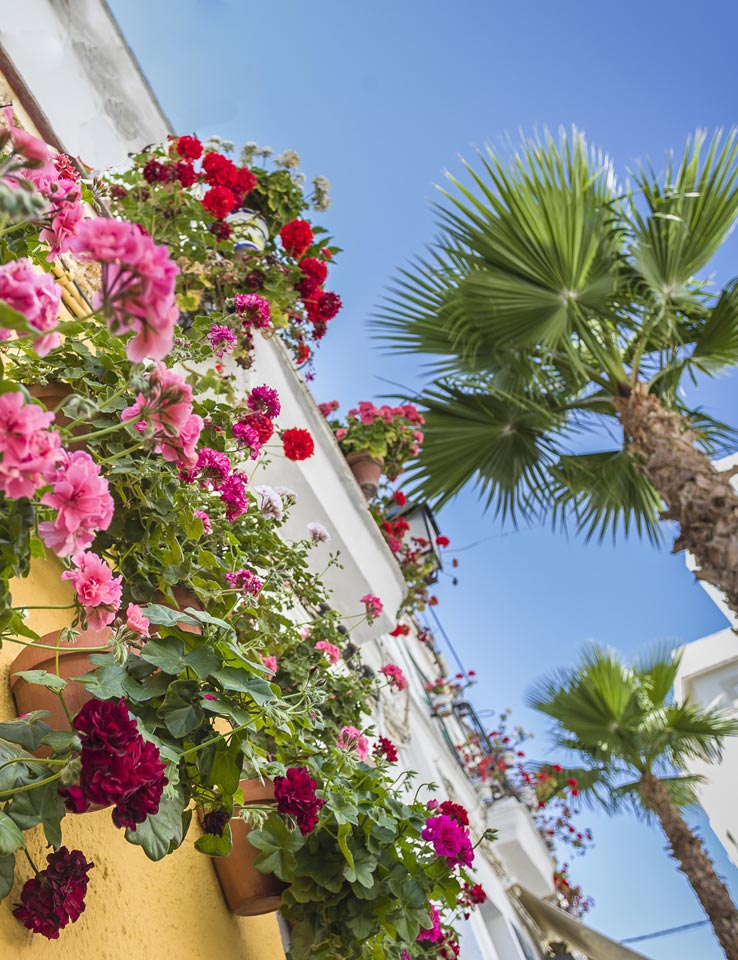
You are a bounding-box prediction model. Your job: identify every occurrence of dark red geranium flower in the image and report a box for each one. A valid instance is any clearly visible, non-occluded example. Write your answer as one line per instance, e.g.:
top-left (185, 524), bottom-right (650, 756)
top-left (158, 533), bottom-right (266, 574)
top-left (175, 161), bottom-right (198, 187)
top-left (274, 767), bottom-right (325, 835)
top-left (297, 274), bottom-right (320, 299)
top-left (210, 220), bottom-right (232, 241)
top-left (202, 185), bottom-right (237, 219)
top-left (245, 269), bottom-right (265, 290)
top-left (142, 159), bottom-right (171, 184)
top-left (438, 800), bottom-right (469, 826)
top-left (202, 151), bottom-right (238, 187)
top-left (311, 319), bottom-right (327, 340)
top-left (13, 847), bottom-right (94, 939)
top-left (279, 219), bottom-right (313, 258)
top-left (299, 257), bottom-right (328, 285)
top-left (282, 427), bottom-right (314, 461)
top-left (203, 808), bottom-right (230, 836)
top-left (373, 736), bottom-right (398, 762)
top-left (109, 184), bottom-right (128, 200)
top-left (73, 698), bottom-right (139, 755)
top-left (176, 135), bottom-right (203, 160)
top-left (316, 291), bottom-right (342, 321)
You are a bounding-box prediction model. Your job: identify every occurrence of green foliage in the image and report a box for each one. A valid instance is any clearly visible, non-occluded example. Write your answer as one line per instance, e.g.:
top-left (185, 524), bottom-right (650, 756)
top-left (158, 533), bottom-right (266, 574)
top-left (377, 128), bottom-right (738, 539)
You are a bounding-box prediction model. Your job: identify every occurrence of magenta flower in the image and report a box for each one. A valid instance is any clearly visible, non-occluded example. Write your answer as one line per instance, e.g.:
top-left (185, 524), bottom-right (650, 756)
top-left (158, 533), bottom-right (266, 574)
top-left (234, 292), bottom-right (270, 328)
top-left (0, 392), bottom-right (61, 498)
top-left (314, 640), bottom-right (341, 665)
top-left (0, 258), bottom-right (62, 355)
top-left (219, 472), bottom-right (249, 521)
top-left (421, 814), bottom-right (474, 869)
top-left (125, 603), bottom-right (150, 637)
top-left (69, 219), bottom-right (179, 362)
top-left (207, 323), bottom-right (237, 357)
top-left (379, 663), bottom-right (407, 692)
top-left (38, 450), bottom-right (114, 557)
top-left (3, 106), bottom-right (54, 166)
top-left (247, 384), bottom-right (281, 419)
top-left (231, 420), bottom-right (262, 458)
top-left (61, 552), bottom-right (122, 629)
top-left (189, 447), bottom-right (231, 488)
top-left (225, 568), bottom-right (263, 596)
top-left (337, 725), bottom-right (370, 761)
top-left (360, 593), bottom-right (383, 621)
top-left (121, 362), bottom-right (203, 466)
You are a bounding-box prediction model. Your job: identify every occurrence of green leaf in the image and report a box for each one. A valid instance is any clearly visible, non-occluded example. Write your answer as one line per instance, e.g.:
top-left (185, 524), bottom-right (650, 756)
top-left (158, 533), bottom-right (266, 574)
top-left (183, 645), bottom-right (221, 679)
top-left (343, 845), bottom-right (377, 888)
top-left (140, 637), bottom-right (185, 675)
top-left (0, 853), bottom-right (14, 901)
top-left (208, 740), bottom-right (243, 795)
top-left (210, 668), bottom-right (276, 704)
top-left (125, 787), bottom-right (187, 861)
top-left (336, 822), bottom-right (354, 869)
top-left (0, 715), bottom-right (52, 751)
top-left (0, 810), bottom-right (24, 854)
top-left (40, 731), bottom-right (81, 754)
top-left (8, 780), bottom-right (65, 848)
top-left (194, 824), bottom-right (232, 857)
top-left (0, 300), bottom-right (34, 333)
top-left (12, 670), bottom-right (66, 693)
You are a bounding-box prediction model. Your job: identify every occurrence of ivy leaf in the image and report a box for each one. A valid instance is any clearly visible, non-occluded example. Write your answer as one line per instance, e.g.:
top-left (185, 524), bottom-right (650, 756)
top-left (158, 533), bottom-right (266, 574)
top-left (209, 668), bottom-right (276, 705)
top-left (0, 853), bottom-right (14, 901)
top-left (12, 670), bottom-right (66, 693)
top-left (125, 787), bottom-right (187, 861)
top-left (0, 715), bottom-right (52, 750)
top-left (331, 792), bottom-right (359, 826)
top-left (194, 825), bottom-right (232, 857)
top-left (208, 740), bottom-right (243, 795)
top-left (8, 779), bottom-right (65, 848)
top-left (140, 637), bottom-right (185, 675)
top-left (0, 810), bottom-right (24, 854)
top-left (343, 846), bottom-right (377, 888)
top-left (183, 645), bottom-right (221, 679)
top-left (40, 731), bottom-right (81, 754)
top-left (77, 665), bottom-right (126, 700)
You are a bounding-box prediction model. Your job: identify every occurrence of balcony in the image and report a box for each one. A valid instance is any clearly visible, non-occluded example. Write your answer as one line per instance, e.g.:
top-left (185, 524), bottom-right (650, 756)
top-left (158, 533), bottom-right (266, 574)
top-left (486, 796), bottom-right (555, 897)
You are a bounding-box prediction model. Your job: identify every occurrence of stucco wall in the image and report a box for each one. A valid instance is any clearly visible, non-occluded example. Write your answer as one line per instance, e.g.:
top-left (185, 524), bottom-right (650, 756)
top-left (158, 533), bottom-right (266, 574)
top-left (1, 559), bottom-right (285, 958)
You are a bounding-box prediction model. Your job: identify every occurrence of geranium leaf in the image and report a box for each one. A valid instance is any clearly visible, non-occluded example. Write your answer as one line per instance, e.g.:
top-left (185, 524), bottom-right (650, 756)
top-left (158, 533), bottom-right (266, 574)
top-left (0, 715), bottom-right (51, 750)
top-left (0, 810), bottom-right (24, 855)
top-left (194, 825), bottom-right (232, 857)
top-left (125, 787), bottom-right (187, 861)
top-left (140, 637), bottom-right (185, 675)
top-left (0, 853), bottom-right (14, 901)
top-left (8, 780), bottom-right (65, 848)
top-left (12, 670), bottom-right (66, 693)
top-left (336, 822), bottom-right (354, 869)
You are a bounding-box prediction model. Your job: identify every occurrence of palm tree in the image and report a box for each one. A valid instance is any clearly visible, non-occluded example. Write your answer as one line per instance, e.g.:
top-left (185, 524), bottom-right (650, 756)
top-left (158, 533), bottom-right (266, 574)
top-left (377, 129), bottom-right (738, 615)
top-left (528, 646), bottom-right (738, 959)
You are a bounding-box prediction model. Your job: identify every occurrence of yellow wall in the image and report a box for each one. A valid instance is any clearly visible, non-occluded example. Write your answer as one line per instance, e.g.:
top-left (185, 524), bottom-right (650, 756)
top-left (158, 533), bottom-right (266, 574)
top-left (0, 560), bottom-right (286, 959)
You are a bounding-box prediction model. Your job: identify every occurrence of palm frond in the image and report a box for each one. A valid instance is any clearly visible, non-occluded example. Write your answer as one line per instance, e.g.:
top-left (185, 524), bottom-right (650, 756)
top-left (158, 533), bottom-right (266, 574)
top-left (399, 381), bottom-right (566, 515)
top-left (691, 279), bottom-right (738, 374)
top-left (548, 450), bottom-right (663, 544)
top-left (630, 130), bottom-right (738, 296)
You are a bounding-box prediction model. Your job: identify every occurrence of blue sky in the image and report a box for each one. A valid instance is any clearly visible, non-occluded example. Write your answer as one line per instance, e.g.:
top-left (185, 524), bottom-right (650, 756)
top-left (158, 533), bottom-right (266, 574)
top-left (108, 2), bottom-right (738, 956)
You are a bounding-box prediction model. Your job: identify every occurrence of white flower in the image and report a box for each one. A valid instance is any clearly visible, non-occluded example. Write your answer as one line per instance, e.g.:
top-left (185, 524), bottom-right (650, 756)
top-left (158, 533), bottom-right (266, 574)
top-left (275, 485), bottom-right (298, 505)
top-left (254, 485), bottom-right (283, 521)
top-left (307, 522), bottom-right (330, 544)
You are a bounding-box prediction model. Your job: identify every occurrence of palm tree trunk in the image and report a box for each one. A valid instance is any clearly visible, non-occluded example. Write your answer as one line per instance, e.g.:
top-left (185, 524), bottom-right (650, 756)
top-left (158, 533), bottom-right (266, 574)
top-left (615, 382), bottom-right (738, 618)
top-left (641, 774), bottom-right (738, 959)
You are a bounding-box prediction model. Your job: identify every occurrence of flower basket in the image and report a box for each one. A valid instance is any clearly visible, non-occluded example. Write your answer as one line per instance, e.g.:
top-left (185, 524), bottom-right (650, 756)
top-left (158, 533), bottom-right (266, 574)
top-left (11, 627), bottom-right (111, 737)
top-left (346, 451), bottom-right (384, 500)
top-left (430, 692), bottom-right (455, 718)
top-left (209, 779), bottom-right (286, 916)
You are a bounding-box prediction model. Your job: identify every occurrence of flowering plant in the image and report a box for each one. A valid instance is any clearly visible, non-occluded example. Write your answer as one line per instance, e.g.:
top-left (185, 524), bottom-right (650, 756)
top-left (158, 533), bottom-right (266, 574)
top-left (321, 400), bottom-right (425, 481)
top-left (248, 746), bottom-right (490, 960)
top-left (103, 135), bottom-right (342, 375)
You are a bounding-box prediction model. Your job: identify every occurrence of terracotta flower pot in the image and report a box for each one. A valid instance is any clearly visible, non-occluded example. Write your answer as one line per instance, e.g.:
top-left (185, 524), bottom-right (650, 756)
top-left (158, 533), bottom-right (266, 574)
top-left (28, 382), bottom-right (86, 444)
top-left (10, 627), bottom-right (112, 740)
top-left (209, 779), bottom-right (286, 916)
top-left (346, 451), bottom-right (384, 499)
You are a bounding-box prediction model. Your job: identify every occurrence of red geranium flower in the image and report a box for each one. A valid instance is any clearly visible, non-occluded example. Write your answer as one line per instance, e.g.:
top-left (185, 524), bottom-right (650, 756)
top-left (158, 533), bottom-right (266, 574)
top-left (279, 218), bottom-right (314, 258)
top-left (435, 535), bottom-right (450, 547)
top-left (202, 185), bottom-right (237, 219)
top-left (316, 291), bottom-right (342, 321)
top-left (142, 159), bottom-right (172, 184)
top-left (299, 257), bottom-right (328, 285)
top-left (176, 135), bottom-right (203, 160)
top-left (373, 736), bottom-right (398, 763)
top-left (282, 427), bottom-right (315, 461)
top-left (393, 490), bottom-right (407, 506)
top-left (274, 766), bottom-right (325, 834)
top-left (234, 166), bottom-right (257, 194)
top-left (175, 161), bottom-right (198, 187)
top-left (13, 847), bottom-right (94, 939)
top-left (202, 152), bottom-right (238, 187)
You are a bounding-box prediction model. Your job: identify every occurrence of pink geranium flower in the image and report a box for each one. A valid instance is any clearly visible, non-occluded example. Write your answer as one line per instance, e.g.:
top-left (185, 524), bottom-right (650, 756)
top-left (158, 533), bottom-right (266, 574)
top-left (69, 219), bottom-right (179, 362)
top-left (2, 106), bottom-right (54, 166)
top-left (379, 663), bottom-right (407, 692)
top-left (38, 450), bottom-right (115, 557)
top-left (121, 362), bottom-right (203, 466)
top-left (193, 509), bottom-right (212, 534)
top-left (0, 392), bottom-right (61, 498)
top-left (421, 815), bottom-right (474, 869)
top-left (360, 593), bottom-right (383, 621)
top-left (126, 603), bottom-right (150, 637)
top-left (416, 904), bottom-right (443, 943)
top-left (337, 725), bottom-right (370, 761)
top-left (261, 655), bottom-right (277, 673)
top-left (62, 552), bottom-right (122, 629)
top-left (314, 640), bottom-right (341, 665)
top-left (0, 258), bottom-right (62, 355)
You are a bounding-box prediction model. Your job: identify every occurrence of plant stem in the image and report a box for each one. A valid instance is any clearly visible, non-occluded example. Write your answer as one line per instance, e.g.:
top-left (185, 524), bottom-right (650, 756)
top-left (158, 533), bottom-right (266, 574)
top-left (0, 771), bottom-right (62, 799)
top-left (22, 848), bottom-right (40, 874)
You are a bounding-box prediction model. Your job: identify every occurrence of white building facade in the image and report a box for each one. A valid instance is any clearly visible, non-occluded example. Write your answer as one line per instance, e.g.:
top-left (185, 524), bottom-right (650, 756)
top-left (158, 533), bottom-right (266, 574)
top-left (0, 5), bottom-right (650, 958)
